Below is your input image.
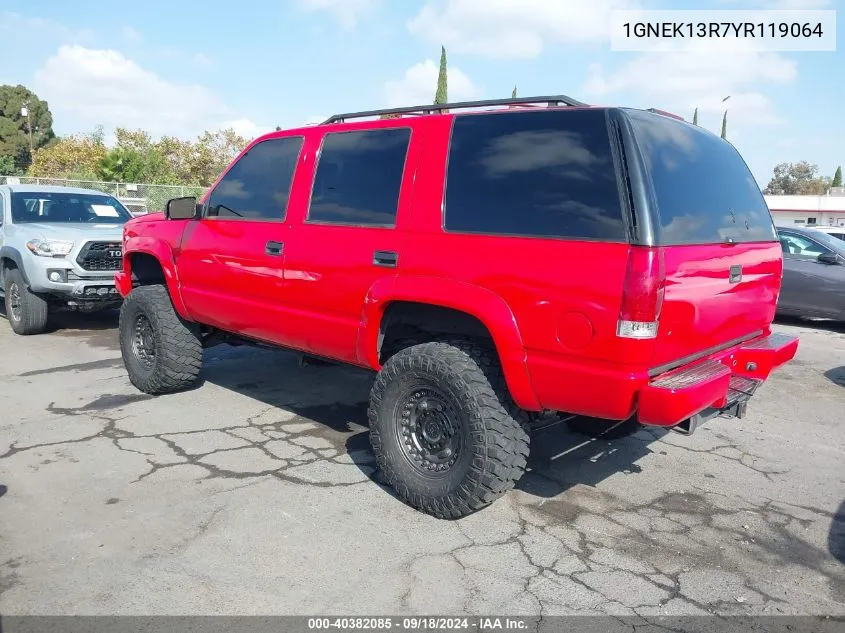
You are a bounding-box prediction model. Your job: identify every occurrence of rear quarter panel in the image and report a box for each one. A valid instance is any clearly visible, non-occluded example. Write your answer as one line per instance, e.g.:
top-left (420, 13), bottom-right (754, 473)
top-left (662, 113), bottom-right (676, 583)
top-left (385, 115), bottom-right (640, 418)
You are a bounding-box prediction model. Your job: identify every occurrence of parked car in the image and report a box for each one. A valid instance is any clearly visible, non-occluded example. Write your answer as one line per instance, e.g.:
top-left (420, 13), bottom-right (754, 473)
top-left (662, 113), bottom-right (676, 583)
top-left (114, 95), bottom-right (798, 519)
top-left (805, 225), bottom-right (845, 242)
top-left (776, 224), bottom-right (845, 319)
top-left (0, 185), bottom-right (130, 334)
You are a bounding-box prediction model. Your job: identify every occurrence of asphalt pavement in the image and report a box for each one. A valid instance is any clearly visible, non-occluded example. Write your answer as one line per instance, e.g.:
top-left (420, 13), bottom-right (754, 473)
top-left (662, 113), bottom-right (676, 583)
top-left (0, 308), bottom-right (843, 619)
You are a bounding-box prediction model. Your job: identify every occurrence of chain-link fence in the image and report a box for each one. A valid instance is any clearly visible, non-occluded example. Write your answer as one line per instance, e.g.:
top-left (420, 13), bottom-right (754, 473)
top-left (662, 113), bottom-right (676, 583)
top-left (0, 176), bottom-right (207, 215)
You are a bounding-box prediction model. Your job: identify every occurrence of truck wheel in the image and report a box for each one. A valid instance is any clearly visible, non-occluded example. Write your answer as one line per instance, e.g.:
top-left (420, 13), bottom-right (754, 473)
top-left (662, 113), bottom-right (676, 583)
top-left (4, 268), bottom-right (48, 335)
top-left (368, 339), bottom-right (530, 519)
top-left (118, 284), bottom-right (202, 395)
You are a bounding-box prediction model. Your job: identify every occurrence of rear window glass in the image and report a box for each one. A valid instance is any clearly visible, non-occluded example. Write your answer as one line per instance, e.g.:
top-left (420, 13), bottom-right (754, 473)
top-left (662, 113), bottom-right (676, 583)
top-left (626, 109), bottom-right (776, 245)
top-left (443, 109), bottom-right (626, 241)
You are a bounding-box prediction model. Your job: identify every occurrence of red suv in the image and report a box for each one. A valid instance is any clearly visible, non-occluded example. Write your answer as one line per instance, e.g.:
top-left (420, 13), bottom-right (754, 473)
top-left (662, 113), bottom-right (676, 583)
top-left (114, 95), bottom-right (798, 519)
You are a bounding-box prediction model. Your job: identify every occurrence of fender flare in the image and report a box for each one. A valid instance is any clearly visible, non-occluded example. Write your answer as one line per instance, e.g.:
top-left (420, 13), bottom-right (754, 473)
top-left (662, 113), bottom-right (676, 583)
top-left (357, 275), bottom-right (542, 412)
top-left (0, 246), bottom-right (29, 285)
top-left (123, 236), bottom-right (191, 320)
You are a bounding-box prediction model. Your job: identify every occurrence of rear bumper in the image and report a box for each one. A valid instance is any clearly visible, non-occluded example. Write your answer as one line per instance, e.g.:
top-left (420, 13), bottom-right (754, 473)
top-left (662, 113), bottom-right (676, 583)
top-left (637, 332), bottom-right (798, 427)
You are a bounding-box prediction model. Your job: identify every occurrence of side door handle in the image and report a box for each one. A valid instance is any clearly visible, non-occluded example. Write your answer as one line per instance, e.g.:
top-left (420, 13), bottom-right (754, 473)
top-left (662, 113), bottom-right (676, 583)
top-left (265, 240), bottom-right (284, 256)
top-left (373, 250), bottom-right (398, 268)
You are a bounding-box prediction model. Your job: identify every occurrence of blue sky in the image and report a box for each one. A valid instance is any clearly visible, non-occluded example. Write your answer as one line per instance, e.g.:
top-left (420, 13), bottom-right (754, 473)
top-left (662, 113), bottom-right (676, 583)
top-left (0, 0), bottom-right (842, 188)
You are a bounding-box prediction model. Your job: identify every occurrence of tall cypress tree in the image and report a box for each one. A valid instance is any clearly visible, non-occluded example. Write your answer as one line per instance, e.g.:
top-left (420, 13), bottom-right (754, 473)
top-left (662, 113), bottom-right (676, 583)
top-left (720, 111), bottom-right (727, 139)
top-left (434, 46), bottom-right (448, 108)
top-left (833, 166), bottom-right (842, 187)
top-left (511, 85), bottom-right (518, 98)
top-left (692, 107), bottom-right (698, 125)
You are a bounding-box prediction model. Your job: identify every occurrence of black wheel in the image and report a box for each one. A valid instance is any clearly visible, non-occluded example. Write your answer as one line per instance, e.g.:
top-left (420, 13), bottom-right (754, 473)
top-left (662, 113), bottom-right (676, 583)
top-left (3, 268), bottom-right (48, 335)
top-left (368, 339), bottom-right (530, 519)
top-left (565, 415), bottom-right (641, 439)
top-left (118, 284), bottom-right (202, 394)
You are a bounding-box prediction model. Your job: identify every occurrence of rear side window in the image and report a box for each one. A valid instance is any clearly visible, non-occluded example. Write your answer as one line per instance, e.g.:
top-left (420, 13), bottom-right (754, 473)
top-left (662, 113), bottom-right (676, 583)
top-left (206, 136), bottom-right (303, 221)
top-left (307, 127), bottom-right (411, 227)
top-left (626, 110), bottom-right (776, 245)
top-left (443, 109), bottom-right (626, 241)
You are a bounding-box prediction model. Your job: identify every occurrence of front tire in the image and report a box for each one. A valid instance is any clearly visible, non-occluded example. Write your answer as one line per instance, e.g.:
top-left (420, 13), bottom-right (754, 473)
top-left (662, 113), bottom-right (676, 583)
top-left (118, 284), bottom-right (202, 394)
top-left (4, 268), bottom-right (48, 335)
top-left (368, 339), bottom-right (530, 519)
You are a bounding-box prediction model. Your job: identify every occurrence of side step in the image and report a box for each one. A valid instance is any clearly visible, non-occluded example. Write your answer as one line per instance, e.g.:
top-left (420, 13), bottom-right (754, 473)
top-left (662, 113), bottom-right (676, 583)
top-left (673, 374), bottom-right (762, 435)
top-left (638, 359), bottom-right (732, 427)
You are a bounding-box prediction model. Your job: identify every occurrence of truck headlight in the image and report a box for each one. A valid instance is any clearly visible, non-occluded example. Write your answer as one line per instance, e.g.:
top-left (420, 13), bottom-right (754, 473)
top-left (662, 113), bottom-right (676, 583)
top-left (26, 239), bottom-right (74, 258)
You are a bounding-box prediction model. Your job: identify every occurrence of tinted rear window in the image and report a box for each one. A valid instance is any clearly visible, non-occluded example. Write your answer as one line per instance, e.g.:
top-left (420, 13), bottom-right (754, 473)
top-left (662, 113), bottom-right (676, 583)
top-left (626, 110), bottom-right (776, 245)
top-left (444, 109), bottom-right (626, 241)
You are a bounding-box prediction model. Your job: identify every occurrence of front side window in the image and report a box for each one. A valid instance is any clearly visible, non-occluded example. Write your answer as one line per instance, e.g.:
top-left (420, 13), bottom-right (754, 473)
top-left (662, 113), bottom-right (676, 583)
top-left (307, 127), bottom-right (411, 227)
top-left (206, 136), bottom-right (304, 221)
top-left (10, 191), bottom-right (132, 224)
top-left (443, 109), bottom-right (626, 240)
top-left (778, 232), bottom-right (832, 259)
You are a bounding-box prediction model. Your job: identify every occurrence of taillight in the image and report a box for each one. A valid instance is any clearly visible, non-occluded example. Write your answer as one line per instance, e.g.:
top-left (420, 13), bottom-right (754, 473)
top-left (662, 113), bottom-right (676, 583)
top-left (617, 246), bottom-right (665, 339)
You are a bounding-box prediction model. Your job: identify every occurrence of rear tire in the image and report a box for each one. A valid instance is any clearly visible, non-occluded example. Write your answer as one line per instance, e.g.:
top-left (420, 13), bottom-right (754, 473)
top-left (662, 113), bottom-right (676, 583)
top-left (4, 268), bottom-right (48, 335)
top-left (119, 284), bottom-right (202, 394)
top-left (368, 339), bottom-right (530, 519)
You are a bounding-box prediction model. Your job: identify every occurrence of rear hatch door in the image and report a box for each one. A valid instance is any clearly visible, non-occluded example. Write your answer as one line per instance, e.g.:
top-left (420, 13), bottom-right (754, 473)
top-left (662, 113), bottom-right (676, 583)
top-left (624, 109), bottom-right (782, 371)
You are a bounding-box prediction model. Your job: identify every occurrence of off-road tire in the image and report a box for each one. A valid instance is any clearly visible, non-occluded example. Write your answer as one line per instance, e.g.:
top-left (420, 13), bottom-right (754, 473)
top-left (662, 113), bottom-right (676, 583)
top-left (565, 415), bottom-right (641, 439)
top-left (119, 284), bottom-right (202, 394)
top-left (4, 268), bottom-right (48, 335)
top-left (368, 339), bottom-right (530, 519)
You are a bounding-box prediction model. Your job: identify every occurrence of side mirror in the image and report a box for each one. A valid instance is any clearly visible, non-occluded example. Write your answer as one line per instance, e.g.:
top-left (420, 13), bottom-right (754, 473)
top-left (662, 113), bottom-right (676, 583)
top-left (818, 252), bottom-right (840, 265)
top-left (165, 196), bottom-right (199, 220)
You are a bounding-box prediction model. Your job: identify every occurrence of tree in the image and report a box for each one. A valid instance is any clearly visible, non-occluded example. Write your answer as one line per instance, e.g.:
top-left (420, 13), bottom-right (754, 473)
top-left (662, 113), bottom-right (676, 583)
top-left (27, 129), bottom-right (106, 179)
top-left (177, 128), bottom-right (249, 186)
top-left (0, 154), bottom-right (19, 175)
top-left (692, 107), bottom-right (698, 125)
top-left (379, 113), bottom-right (401, 119)
top-left (511, 85), bottom-right (518, 98)
top-left (96, 147), bottom-right (147, 183)
top-left (434, 46), bottom-right (448, 106)
top-left (106, 127), bottom-right (176, 184)
top-left (763, 161), bottom-right (831, 195)
top-left (0, 84), bottom-right (56, 172)
top-left (833, 166), bottom-right (842, 188)
top-left (720, 111), bottom-right (727, 140)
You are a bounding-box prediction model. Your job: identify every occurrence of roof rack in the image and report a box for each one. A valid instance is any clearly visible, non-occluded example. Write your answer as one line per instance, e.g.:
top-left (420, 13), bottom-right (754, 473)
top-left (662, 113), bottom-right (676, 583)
top-left (322, 94), bottom-right (589, 125)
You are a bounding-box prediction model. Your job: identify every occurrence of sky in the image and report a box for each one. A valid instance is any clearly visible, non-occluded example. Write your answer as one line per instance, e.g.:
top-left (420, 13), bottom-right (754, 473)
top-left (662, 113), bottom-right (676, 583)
top-left (0, 0), bottom-right (842, 189)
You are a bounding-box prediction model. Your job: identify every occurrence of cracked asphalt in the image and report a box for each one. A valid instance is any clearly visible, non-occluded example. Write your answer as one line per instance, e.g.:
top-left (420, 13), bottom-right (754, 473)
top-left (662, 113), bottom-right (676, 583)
top-left (0, 310), bottom-right (843, 618)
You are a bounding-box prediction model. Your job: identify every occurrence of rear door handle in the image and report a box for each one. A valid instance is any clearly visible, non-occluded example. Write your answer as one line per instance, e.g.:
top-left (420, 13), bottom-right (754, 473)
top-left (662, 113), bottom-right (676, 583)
top-left (265, 240), bottom-right (284, 256)
top-left (373, 250), bottom-right (398, 268)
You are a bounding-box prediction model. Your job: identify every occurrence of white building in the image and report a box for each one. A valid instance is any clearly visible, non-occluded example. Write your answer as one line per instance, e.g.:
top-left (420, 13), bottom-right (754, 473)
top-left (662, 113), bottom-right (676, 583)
top-left (765, 188), bottom-right (845, 227)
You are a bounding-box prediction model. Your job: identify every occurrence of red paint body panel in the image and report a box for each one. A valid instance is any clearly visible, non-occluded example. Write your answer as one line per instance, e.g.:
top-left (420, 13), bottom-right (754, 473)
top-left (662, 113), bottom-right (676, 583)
top-left (115, 107), bottom-right (798, 426)
top-left (652, 242), bottom-right (783, 368)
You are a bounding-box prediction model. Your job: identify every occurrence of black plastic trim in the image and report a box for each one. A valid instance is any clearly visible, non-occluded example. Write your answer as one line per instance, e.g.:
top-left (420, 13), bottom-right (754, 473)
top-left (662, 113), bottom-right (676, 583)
top-left (323, 94), bottom-right (589, 124)
top-left (0, 246), bottom-right (29, 285)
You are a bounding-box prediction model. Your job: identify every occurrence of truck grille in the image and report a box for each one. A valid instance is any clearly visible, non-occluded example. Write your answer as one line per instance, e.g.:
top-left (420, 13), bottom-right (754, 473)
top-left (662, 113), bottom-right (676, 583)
top-left (76, 241), bottom-right (122, 272)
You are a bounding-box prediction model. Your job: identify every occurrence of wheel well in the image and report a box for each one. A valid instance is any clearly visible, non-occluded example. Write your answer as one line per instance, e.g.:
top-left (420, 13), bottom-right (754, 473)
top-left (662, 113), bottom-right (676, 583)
top-left (129, 253), bottom-right (165, 287)
top-left (378, 301), bottom-right (495, 363)
top-left (0, 257), bottom-right (16, 285)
